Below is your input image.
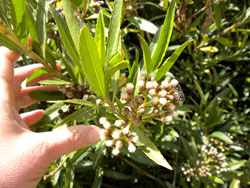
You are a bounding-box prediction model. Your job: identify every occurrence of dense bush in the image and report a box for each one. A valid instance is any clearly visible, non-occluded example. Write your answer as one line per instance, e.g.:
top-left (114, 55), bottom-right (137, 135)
top-left (0, 0), bottom-right (249, 187)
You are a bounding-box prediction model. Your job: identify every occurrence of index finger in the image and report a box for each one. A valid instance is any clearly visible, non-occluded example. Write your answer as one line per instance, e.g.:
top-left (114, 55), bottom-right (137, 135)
top-left (0, 47), bottom-right (22, 83)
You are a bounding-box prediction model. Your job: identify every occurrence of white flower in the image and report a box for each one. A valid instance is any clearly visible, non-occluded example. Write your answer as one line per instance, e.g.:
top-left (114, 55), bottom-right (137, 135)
top-left (159, 97), bottom-right (167, 105)
top-left (159, 90), bottom-right (167, 97)
top-left (112, 130), bottom-right (121, 139)
top-left (99, 117), bottom-right (107, 125)
top-left (105, 140), bottom-right (115, 147)
top-left (148, 89), bottom-right (156, 96)
top-left (121, 126), bottom-right (130, 135)
top-left (100, 129), bottom-right (107, 140)
top-left (128, 142), bottom-right (136, 153)
top-left (161, 79), bottom-right (169, 88)
top-left (103, 121), bottom-right (112, 129)
top-left (146, 81), bottom-right (153, 90)
top-left (112, 147), bottom-right (120, 156)
top-left (138, 80), bottom-right (145, 88)
top-left (170, 79), bottom-right (179, 87)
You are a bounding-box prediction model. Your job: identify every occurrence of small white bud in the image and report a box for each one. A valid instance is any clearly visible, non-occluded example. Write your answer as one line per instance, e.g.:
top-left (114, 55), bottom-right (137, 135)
top-left (99, 117), bottom-right (107, 125)
top-left (128, 142), bottom-right (136, 153)
top-left (148, 89), bottom-right (156, 96)
top-left (130, 135), bottom-right (138, 143)
top-left (100, 129), bottom-right (107, 140)
top-left (152, 96), bottom-right (159, 106)
top-left (126, 83), bottom-right (134, 94)
top-left (112, 147), bottom-right (120, 156)
top-left (138, 80), bottom-right (145, 88)
top-left (114, 120), bottom-right (122, 127)
top-left (103, 121), bottom-right (112, 129)
top-left (121, 126), bottom-right (130, 135)
top-left (115, 140), bottom-right (123, 149)
top-left (159, 97), bottom-right (167, 105)
top-left (170, 79), bottom-right (179, 87)
top-left (96, 99), bottom-right (102, 105)
top-left (149, 73), bottom-right (156, 81)
top-left (105, 140), bottom-right (115, 147)
top-left (161, 79), bottom-right (169, 88)
top-left (151, 81), bottom-right (159, 89)
top-left (112, 130), bottom-right (121, 139)
top-left (159, 90), bottom-right (167, 97)
top-left (146, 81), bottom-right (153, 90)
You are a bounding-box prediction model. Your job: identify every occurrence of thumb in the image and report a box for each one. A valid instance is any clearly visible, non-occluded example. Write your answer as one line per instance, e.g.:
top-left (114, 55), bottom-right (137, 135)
top-left (40, 125), bottom-right (100, 165)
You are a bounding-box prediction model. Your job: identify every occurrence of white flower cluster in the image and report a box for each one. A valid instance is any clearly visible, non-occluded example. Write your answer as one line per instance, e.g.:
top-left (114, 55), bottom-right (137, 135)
top-left (99, 117), bottom-right (138, 156)
top-left (120, 72), bottom-right (184, 124)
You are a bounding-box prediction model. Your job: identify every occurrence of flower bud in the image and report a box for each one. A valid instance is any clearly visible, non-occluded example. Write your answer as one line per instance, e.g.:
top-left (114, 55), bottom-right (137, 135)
top-left (152, 96), bottom-right (159, 107)
top-left (105, 139), bottom-right (115, 147)
top-left (149, 89), bottom-right (156, 96)
top-left (112, 147), bottom-right (120, 156)
top-left (99, 117), bottom-right (107, 125)
top-left (121, 126), bottom-right (130, 135)
top-left (146, 81), bottom-right (153, 90)
top-left (161, 116), bottom-right (173, 122)
top-left (161, 79), bottom-right (169, 89)
top-left (126, 83), bottom-right (134, 95)
top-left (112, 130), bottom-right (121, 139)
top-left (121, 107), bottom-right (129, 116)
top-left (137, 107), bottom-right (145, 114)
top-left (130, 101), bottom-right (138, 111)
top-left (115, 140), bottom-right (123, 150)
top-left (152, 107), bottom-right (160, 115)
top-left (159, 97), bottom-right (167, 105)
top-left (162, 104), bottom-right (175, 111)
top-left (135, 95), bottom-right (144, 105)
top-left (103, 121), bottom-right (112, 130)
top-left (129, 135), bottom-right (138, 143)
top-left (114, 119), bottom-right (126, 127)
top-left (128, 142), bottom-right (136, 153)
top-left (170, 79), bottom-right (179, 87)
top-left (158, 90), bottom-right (167, 97)
top-left (128, 111), bottom-right (137, 120)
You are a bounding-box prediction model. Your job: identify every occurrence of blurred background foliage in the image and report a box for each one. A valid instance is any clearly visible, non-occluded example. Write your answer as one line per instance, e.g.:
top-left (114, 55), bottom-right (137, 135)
top-left (0, 0), bottom-right (250, 187)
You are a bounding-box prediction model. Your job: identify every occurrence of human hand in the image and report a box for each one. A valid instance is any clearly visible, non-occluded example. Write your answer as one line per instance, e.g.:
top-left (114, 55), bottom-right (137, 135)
top-left (0, 47), bottom-right (100, 188)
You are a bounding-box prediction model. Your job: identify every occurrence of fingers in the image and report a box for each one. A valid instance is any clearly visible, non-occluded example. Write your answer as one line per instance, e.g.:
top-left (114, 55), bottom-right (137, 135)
top-left (20, 110), bottom-right (44, 126)
top-left (15, 85), bottom-right (58, 109)
top-left (0, 47), bottom-right (21, 84)
top-left (40, 125), bottom-right (100, 164)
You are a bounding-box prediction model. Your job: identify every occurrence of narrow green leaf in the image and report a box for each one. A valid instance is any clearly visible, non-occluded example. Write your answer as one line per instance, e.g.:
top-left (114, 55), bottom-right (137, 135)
top-left (0, 1), bottom-right (11, 29)
top-left (105, 60), bottom-right (129, 80)
top-left (62, 99), bottom-right (95, 107)
top-left (26, 68), bottom-right (53, 85)
top-left (215, 37), bottom-right (233, 48)
top-left (214, 3), bottom-right (222, 29)
top-left (61, 0), bottom-right (80, 50)
top-left (50, 7), bottom-right (83, 78)
top-left (92, 166), bottom-right (103, 188)
top-left (29, 90), bottom-right (63, 101)
top-left (106, 53), bottom-right (122, 66)
top-left (25, 4), bottom-right (39, 43)
top-left (156, 40), bottom-right (191, 80)
top-left (209, 176), bottom-right (224, 184)
top-left (104, 169), bottom-right (133, 180)
top-left (127, 60), bottom-right (139, 83)
top-left (138, 35), bottom-right (152, 74)
top-left (95, 10), bottom-right (106, 65)
top-left (56, 106), bottom-right (95, 127)
top-left (230, 179), bottom-right (240, 188)
top-left (205, 99), bottom-right (219, 127)
top-left (128, 16), bottom-right (158, 34)
top-left (210, 131), bottom-right (233, 144)
top-left (79, 26), bottom-right (106, 97)
top-left (151, 0), bottom-right (175, 70)
top-left (37, 0), bottom-right (49, 58)
top-left (228, 160), bottom-right (246, 171)
top-left (0, 32), bottom-right (24, 52)
top-left (82, 0), bottom-right (89, 17)
top-left (65, 167), bottom-right (74, 188)
top-left (105, 0), bottom-right (123, 65)
top-left (132, 127), bottom-right (172, 170)
top-left (12, 0), bottom-right (25, 26)
top-left (111, 70), bottom-right (120, 101)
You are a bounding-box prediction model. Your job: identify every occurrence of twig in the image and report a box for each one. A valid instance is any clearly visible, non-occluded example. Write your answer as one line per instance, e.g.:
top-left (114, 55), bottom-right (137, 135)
top-left (43, 156), bottom-right (68, 180)
top-left (120, 156), bottom-right (166, 188)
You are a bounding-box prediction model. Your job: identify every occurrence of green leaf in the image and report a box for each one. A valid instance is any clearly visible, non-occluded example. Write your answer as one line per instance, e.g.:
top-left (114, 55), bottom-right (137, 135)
top-left (92, 166), bottom-right (103, 188)
top-left (37, 0), bottom-right (49, 58)
top-left (156, 40), bottom-right (191, 80)
top-left (29, 90), bottom-right (63, 101)
top-left (0, 1), bottom-right (11, 29)
top-left (82, 0), bottom-right (89, 17)
top-left (213, 3), bottom-right (222, 29)
top-left (0, 32), bottom-right (23, 52)
top-left (215, 37), bottom-right (233, 48)
top-left (95, 10), bottom-right (106, 65)
top-left (62, 99), bottom-right (95, 107)
top-left (12, 0), bottom-right (25, 26)
top-left (132, 127), bottom-right (172, 170)
top-left (210, 131), bottom-right (233, 144)
top-left (104, 169), bottom-right (133, 180)
top-left (56, 106), bottom-right (95, 127)
top-left (128, 16), bottom-right (158, 34)
top-left (111, 70), bottom-right (120, 101)
top-left (138, 35), bottom-right (152, 74)
top-left (105, 60), bottom-right (129, 80)
top-left (26, 68), bottom-right (53, 85)
top-left (209, 176), bottom-right (224, 184)
top-left (229, 179), bottom-right (240, 188)
top-left (79, 26), bottom-right (106, 97)
top-left (65, 167), bottom-right (74, 188)
top-left (105, 0), bottom-right (123, 65)
top-left (228, 160), bottom-right (246, 171)
top-left (50, 7), bottom-right (83, 79)
top-left (200, 46), bottom-right (219, 53)
top-left (61, 0), bottom-right (80, 50)
top-left (151, 0), bottom-right (175, 70)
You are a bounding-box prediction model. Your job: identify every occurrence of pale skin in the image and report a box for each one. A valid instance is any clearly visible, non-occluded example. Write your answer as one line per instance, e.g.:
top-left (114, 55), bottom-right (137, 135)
top-left (0, 47), bottom-right (100, 188)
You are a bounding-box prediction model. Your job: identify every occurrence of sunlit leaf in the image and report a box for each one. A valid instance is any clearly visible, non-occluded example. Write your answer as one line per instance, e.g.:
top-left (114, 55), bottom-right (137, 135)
top-left (210, 131), bottom-right (233, 144)
top-left (128, 16), bottom-right (158, 34)
top-left (138, 35), bottom-right (152, 74)
top-left (79, 26), bottom-right (106, 97)
top-left (132, 127), bottom-right (172, 170)
top-left (200, 46), bottom-right (219, 53)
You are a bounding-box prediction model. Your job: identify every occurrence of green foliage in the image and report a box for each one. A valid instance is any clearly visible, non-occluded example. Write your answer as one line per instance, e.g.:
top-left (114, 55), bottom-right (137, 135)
top-left (0, 0), bottom-right (249, 187)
